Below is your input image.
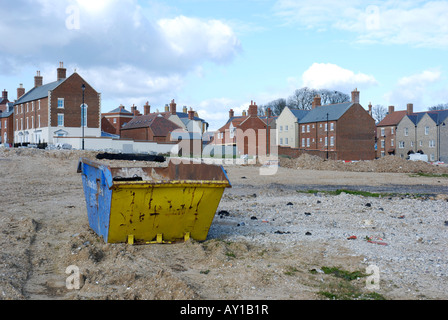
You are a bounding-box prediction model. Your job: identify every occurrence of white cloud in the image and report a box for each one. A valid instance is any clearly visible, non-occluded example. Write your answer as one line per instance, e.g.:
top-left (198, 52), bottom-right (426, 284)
top-left (301, 63), bottom-right (377, 92)
top-left (384, 69), bottom-right (442, 108)
top-left (0, 0), bottom-right (241, 103)
top-left (274, 0), bottom-right (448, 48)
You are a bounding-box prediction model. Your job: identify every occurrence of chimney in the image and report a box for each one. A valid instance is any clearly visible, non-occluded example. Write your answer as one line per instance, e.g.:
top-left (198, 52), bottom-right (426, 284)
top-left (170, 99), bottom-right (176, 115)
top-left (57, 62), bottom-right (66, 81)
top-left (351, 88), bottom-right (360, 104)
top-left (388, 105), bottom-right (394, 114)
top-left (188, 108), bottom-right (195, 120)
top-left (183, 106), bottom-right (188, 113)
top-left (242, 110), bottom-right (247, 116)
top-left (266, 107), bottom-right (272, 117)
top-left (144, 102), bottom-right (150, 115)
top-left (131, 104), bottom-right (138, 116)
top-left (17, 84), bottom-right (25, 100)
top-left (229, 109), bottom-right (234, 118)
top-left (312, 95), bottom-right (321, 109)
top-left (368, 102), bottom-right (372, 116)
top-left (248, 100), bottom-right (258, 117)
top-left (119, 104), bottom-right (125, 112)
top-left (2, 89), bottom-right (7, 101)
top-left (34, 71), bottom-right (43, 88)
top-left (407, 103), bottom-right (413, 115)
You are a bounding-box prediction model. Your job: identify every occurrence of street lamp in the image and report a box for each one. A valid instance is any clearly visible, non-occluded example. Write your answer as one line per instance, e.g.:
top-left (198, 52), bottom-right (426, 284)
top-left (81, 84), bottom-right (85, 150)
top-left (326, 112), bottom-right (329, 160)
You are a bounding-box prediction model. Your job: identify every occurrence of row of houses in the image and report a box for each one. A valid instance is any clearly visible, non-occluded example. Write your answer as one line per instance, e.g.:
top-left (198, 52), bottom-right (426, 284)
top-left (212, 89), bottom-right (376, 161)
top-left (376, 104), bottom-right (448, 162)
top-left (1, 62), bottom-right (446, 162)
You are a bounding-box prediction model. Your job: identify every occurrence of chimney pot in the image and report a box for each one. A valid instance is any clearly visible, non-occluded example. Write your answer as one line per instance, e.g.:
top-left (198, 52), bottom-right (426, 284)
top-left (17, 84), bottom-right (25, 100)
top-left (183, 106), bottom-right (188, 113)
top-left (34, 71), bottom-right (43, 88)
top-left (388, 105), bottom-right (394, 114)
top-left (229, 109), bottom-right (234, 118)
top-left (407, 103), bottom-right (413, 115)
top-left (144, 102), bottom-right (151, 115)
top-left (188, 108), bottom-right (195, 120)
top-left (351, 88), bottom-right (360, 104)
top-left (312, 95), bottom-right (321, 109)
top-left (2, 89), bottom-right (7, 101)
top-left (248, 100), bottom-right (258, 117)
top-left (57, 62), bottom-right (66, 81)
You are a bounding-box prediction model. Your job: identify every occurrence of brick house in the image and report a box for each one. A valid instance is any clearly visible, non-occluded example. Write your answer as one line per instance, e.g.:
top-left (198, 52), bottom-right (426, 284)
top-left (120, 113), bottom-right (182, 143)
top-left (0, 102), bottom-right (14, 146)
top-left (375, 104), bottom-right (411, 158)
top-left (13, 62), bottom-right (101, 145)
top-left (102, 105), bottom-right (136, 135)
top-left (0, 89), bottom-right (11, 113)
top-left (296, 89), bottom-right (375, 161)
top-left (212, 101), bottom-right (276, 156)
top-left (396, 109), bottom-right (448, 162)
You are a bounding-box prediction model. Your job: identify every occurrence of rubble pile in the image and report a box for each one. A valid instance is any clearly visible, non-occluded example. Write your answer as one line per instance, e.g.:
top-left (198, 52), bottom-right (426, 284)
top-left (279, 154), bottom-right (448, 174)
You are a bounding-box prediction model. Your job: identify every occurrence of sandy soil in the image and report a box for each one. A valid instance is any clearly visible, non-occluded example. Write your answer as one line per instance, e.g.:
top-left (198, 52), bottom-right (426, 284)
top-left (0, 148), bottom-right (447, 301)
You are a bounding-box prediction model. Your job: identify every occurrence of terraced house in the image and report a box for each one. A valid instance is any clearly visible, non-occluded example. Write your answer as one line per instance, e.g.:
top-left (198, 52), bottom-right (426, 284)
top-left (396, 109), bottom-right (448, 162)
top-left (13, 62), bottom-right (101, 145)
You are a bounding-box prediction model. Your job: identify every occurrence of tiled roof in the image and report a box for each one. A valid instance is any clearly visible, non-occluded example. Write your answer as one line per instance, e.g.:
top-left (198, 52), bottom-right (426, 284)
top-left (290, 109), bottom-right (310, 120)
top-left (377, 110), bottom-right (407, 127)
top-left (299, 102), bottom-right (353, 124)
top-left (14, 79), bottom-right (66, 105)
top-left (106, 106), bottom-right (133, 114)
top-left (121, 114), bottom-right (181, 137)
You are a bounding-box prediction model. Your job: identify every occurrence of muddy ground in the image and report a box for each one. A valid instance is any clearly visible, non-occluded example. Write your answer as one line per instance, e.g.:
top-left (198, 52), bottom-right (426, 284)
top-left (0, 149), bottom-right (447, 301)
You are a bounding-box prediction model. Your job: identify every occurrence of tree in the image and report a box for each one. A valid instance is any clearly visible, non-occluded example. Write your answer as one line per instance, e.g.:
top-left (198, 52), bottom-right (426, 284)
top-left (372, 104), bottom-right (387, 123)
top-left (428, 103), bottom-right (448, 111)
top-left (286, 87), bottom-right (350, 110)
top-left (258, 98), bottom-right (286, 117)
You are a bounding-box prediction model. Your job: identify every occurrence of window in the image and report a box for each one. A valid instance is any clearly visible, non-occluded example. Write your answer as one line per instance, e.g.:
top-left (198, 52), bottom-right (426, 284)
top-left (391, 127), bottom-right (394, 135)
top-left (4, 120), bottom-right (6, 129)
top-left (113, 118), bottom-right (117, 124)
top-left (280, 138), bottom-right (283, 145)
top-left (381, 128), bottom-right (385, 136)
top-left (20, 119), bottom-right (23, 130)
top-left (26, 103), bottom-right (29, 112)
top-left (306, 138), bottom-right (310, 147)
top-left (404, 128), bottom-right (408, 136)
top-left (31, 116), bottom-right (34, 129)
top-left (391, 139), bottom-right (394, 147)
top-left (285, 138), bottom-right (288, 145)
top-left (38, 100), bottom-right (41, 110)
top-left (399, 141), bottom-right (405, 149)
top-left (330, 136), bottom-right (334, 146)
top-left (26, 117), bottom-right (29, 129)
top-left (325, 123), bottom-right (328, 131)
top-left (419, 140), bottom-right (423, 146)
top-left (58, 114), bottom-right (64, 127)
top-left (58, 98), bottom-right (64, 109)
top-left (279, 126), bottom-right (283, 132)
top-left (285, 125), bottom-right (288, 132)
top-left (429, 140), bottom-right (435, 148)
top-left (306, 125), bottom-right (310, 133)
top-left (302, 138), bottom-right (305, 147)
top-left (381, 151), bottom-right (385, 157)
top-left (301, 125), bottom-right (305, 133)
top-left (38, 115), bottom-right (41, 128)
top-left (81, 104), bottom-right (88, 127)
top-left (381, 140), bottom-right (385, 148)
top-left (330, 123), bottom-right (334, 131)
top-left (324, 137), bottom-right (328, 146)
top-left (16, 119), bottom-right (18, 131)
top-left (425, 126), bottom-right (429, 135)
top-left (430, 154), bottom-right (435, 161)
top-left (31, 101), bottom-right (34, 111)
top-left (410, 141), bottom-right (413, 147)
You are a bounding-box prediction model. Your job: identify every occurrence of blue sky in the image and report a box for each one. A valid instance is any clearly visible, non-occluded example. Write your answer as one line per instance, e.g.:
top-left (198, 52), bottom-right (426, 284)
top-left (1, 0), bottom-right (448, 130)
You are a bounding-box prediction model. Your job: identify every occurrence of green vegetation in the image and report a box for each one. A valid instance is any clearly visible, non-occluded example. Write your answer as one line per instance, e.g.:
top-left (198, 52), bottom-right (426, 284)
top-left (296, 188), bottom-right (432, 199)
top-left (310, 266), bottom-right (386, 300)
top-left (409, 172), bottom-right (448, 178)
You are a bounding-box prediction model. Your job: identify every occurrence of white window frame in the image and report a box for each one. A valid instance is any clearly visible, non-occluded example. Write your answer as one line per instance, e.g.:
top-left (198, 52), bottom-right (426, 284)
top-left (306, 138), bottom-right (310, 147)
top-left (330, 136), bottom-right (334, 146)
top-left (285, 137), bottom-right (288, 145)
top-left (381, 139), bottom-right (385, 148)
top-left (425, 126), bottom-right (429, 135)
top-left (58, 98), bottom-right (65, 109)
top-left (429, 140), bottom-right (435, 148)
top-left (330, 123), bottom-right (334, 131)
top-left (404, 127), bottom-right (408, 136)
top-left (301, 138), bottom-right (305, 147)
top-left (399, 141), bottom-right (405, 149)
top-left (58, 114), bottom-right (64, 127)
top-left (381, 128), bottom-right (385, 136)
top-left (81, 103), bottom-right (88, 127)
top-left (306, 125), bottom-right (310, 133)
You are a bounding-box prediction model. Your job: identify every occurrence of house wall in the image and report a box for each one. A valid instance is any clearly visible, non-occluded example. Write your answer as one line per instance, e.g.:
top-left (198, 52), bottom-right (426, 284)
top-left (276, 108), bottom-right (299, 148)
top-left (299, 120), bottom-right (336, 152)
top-left (337, 104), bottom-right (375, 161)
top-left (416, 114), bottom-right (438, 161)
top-left (395, 116), bottom-right (416, 159)
top-left (236, 117), bottom-right (268, 156)
top-left (440, 123), bottom-right (448, 163)
top-left (376, 125), bottom-right (397, 158)
top-left (0, 114), bottom-right (14, 145)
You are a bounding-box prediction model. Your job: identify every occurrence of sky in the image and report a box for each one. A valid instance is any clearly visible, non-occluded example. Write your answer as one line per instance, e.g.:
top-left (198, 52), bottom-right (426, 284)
top-left (1, 0), bottom-right (448, 131)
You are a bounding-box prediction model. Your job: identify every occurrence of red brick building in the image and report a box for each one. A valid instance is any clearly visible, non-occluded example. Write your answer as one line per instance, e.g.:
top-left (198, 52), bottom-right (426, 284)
top-left (213, 101), bottom-right (276, 156)
top-left (120, 113), bottom-right (182, 143)
top-left (375, 104), bottom-right (412, 158)
top-left (102, 105), bottom-right (136, 135)
top-left (296, 89), bottom-right (375, 161)
top-left (13, 62), bottom-right (101, 145)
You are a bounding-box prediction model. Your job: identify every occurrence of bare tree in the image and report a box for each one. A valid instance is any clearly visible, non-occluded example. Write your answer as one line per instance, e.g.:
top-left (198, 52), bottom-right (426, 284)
top-left (286, 87), bottom-right (350, 110)
top-left (258, 98), bottom-right (287, 116)
top-left (372, 104), bottom-right (387, 123)
top-left (428, 103), bottom-right (448, 111)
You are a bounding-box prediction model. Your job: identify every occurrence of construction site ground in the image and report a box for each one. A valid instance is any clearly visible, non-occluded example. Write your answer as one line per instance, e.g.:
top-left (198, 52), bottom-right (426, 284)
top-left (1, 148), bottom-right (447, 301)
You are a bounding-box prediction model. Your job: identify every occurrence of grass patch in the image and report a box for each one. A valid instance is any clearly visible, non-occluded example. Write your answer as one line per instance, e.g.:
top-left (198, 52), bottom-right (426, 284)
top-left (311, 266), bottom-right (386, 300)
top-left (297, 188), bottom-right (431, 199)
top-left (284, 266), bottom-right (299, 276)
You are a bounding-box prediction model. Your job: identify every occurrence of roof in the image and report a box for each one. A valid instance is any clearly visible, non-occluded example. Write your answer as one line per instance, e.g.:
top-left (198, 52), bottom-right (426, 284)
top-left (121, 114), bottom-right (181, 137)
top-left (289, 108), bottom-right (310, 120)
top-left (299, 102), bottom-right (353, 124)
top-left (377, 110), bottom-right (407, 127)
top-left (427, 110), bottom-right (448, 125)
top-left (105, 106), bottom-right (133, 114)
top-left (14, 79), bottom-right (66, 105)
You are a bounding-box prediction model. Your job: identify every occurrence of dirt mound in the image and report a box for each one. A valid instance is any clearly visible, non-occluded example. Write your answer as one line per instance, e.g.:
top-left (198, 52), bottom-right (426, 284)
top-left (279, 154), bottom-right (448, 174)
